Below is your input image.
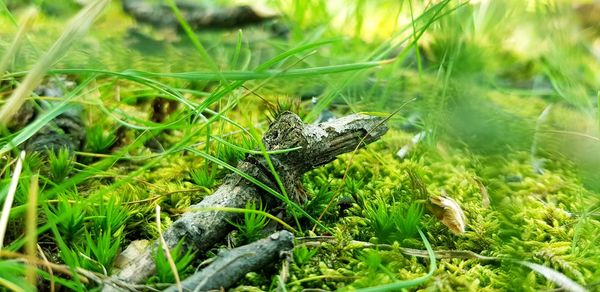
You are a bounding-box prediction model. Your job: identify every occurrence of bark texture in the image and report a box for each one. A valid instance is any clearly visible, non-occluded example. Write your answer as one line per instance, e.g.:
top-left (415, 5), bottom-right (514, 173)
top-left (121, 0), bottom-right (279, 30)
top-left (163, 230), bottom-right (293, 292)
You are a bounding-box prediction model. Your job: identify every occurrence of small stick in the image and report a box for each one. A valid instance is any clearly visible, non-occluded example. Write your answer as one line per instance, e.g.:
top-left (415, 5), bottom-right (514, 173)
top-left (163, 230), bottom-right (294, 292)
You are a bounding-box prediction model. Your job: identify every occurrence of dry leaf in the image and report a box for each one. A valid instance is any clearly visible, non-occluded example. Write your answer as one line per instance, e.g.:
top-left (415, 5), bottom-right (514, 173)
top-left (428, 191), bottom-right (466, 234)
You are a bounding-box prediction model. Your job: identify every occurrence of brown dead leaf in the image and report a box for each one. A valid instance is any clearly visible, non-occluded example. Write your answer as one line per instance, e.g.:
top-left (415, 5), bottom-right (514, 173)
top-left (428, 190), bottom-right (466, 234)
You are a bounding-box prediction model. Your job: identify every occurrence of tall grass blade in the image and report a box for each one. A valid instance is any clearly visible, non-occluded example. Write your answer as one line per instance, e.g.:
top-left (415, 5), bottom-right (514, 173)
top-left (516, 261), bottom-right (586, 292)
top-left (0, 7), bottom-right (37, 78)
top-left (0, 151), bottom-right (25, 251)
top-left (164, 0), bottom-right (223, 82)
top-left (25, 173), bottom-right (39, 286)
top-left (356, 227), bottom-right (436, 291)
top-left (156, 205), bottom-right (182, 292)
top-left (0, 0), bottom-right (108, 125)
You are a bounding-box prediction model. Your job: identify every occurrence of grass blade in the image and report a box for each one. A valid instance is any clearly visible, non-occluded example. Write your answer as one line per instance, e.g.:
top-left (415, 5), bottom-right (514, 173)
top-left (0, 151), bottom-right (25, 251)
top-left (0, 0), bottom-right (108, 125)
top-left (25, 173), bottom-right (39, 286)
top-left (156, 205), bottom-right (182, 292)
top-left (356, 227), bottom-right (436, 291)
top-left (515, 261), bottom-right (587, 292)
top-left (0, 7), bottom-right (37, 78)
top-left (0, 76), bottom-right (95, 156)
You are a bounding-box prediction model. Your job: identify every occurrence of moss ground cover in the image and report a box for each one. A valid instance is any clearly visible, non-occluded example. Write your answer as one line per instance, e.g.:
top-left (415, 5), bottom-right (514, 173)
top-left (0, 0), bottom-right (599, 291)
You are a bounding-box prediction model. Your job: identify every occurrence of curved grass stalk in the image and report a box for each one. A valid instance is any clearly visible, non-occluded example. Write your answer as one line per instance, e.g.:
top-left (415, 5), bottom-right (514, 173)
top-left (0, 7), bottom-right (37, 79)
top-left (155, 205), bottom-right (182, 292)
top-left (356, 227), bottom-right (436, 292)
top-left (211, 136), bottom-right (302, 155)
top-left (0, 0), bottom-right (109, 125)
top-left (0, 151), bottom-right (25, 250)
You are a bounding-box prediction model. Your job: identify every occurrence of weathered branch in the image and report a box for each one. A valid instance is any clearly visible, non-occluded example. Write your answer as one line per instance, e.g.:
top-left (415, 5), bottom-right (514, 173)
top-left (164, 230), bottom-right (293, 292)
top-left (121, 0), bottom-right (279, 30)
top-left (103, 111), bottom-right (387, 290)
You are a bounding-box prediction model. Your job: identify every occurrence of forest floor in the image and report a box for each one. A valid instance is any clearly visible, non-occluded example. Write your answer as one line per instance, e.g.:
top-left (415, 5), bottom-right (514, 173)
top-left (1, 0), bottom-right (599, 291)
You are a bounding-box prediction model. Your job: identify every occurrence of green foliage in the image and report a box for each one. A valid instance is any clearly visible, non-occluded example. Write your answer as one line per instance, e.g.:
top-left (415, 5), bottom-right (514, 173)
top-left (85, 124), bottom-right (116, 153)
top-left (189, 167), bottom-right (216, 189)
top-left (2, 0), bottom-right (600, 290)
top-left (48, 213), bottom-right (86, 290)
top-left (24, 151), bottom-right (42, 171)
top-left (0, 260), bottom-right (35, 292)
top-left (47, 147), bottom-right (73, 183)
top-left (215, 136), bottom-right (254, 166)
top-left (345, 177), bottom-right (366, 196)
top-left (229, 201), bottom-right (269, 243)
top-left (80, 228), bottom-right (122, 274)
top-left (304, 185), bottom-right (335, 218)
top-left (266, 96), bottom-right (302, 122)
top-left (364, 200), bottom-right (423, 243)
top-left (293, 245), bottom-right (318, 265)
top-left (152, 239), bottom-right (195, 284)
top-left (88, 195), bottom-right (130, 235)
top-left (47, 197), bottom-right (86, 243)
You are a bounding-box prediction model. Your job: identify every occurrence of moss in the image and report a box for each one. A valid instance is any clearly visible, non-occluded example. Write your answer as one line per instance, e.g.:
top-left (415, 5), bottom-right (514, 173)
top-left (280, 123), bottom-right (600, 290)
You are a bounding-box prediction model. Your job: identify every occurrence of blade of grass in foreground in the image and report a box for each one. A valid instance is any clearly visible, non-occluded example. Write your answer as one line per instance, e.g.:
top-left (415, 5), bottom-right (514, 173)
top-left (0, 7), bottom-right (37, 78)
top-left (0, 76), bottom-right (95, 156)
top-left (0, 151), bottom-right (25, 250)
top-left (305, 0), bottom-right (461, 122)
top-left (356, 227), bottom-right (436, 292)
top-left (0, 0), bottom-right (109, 125)
top-left (121, 60), bottom-right (389, 80)
top-left (164, 0), bottom-right (224, 83)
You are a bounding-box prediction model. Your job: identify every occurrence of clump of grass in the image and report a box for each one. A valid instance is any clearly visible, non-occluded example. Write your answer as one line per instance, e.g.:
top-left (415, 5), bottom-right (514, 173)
top-left (47, 147), bottom-right (73, 183)
top-left (364, 199), bottom-right (423, 243)
top-left (151, 239), bottom-right (195, 284)
top-left (46, 196), bottom-right (85, 243)
top-left (229, 201), bottom-right (269, 243)
top-left (23, 151), bottom-right (42, 171)
top-left (265, 96), bottom-right (302, 122)
top-left (88, 196), bottom-right (129, 235)
top-left (304, 185), bottom-right (335, 218)
top-left (85, 124), bottom-right (116, 153)
top-left (189, 167), bottom-right (217, 189)
top-left (80, 228), bottom-right (122, 274)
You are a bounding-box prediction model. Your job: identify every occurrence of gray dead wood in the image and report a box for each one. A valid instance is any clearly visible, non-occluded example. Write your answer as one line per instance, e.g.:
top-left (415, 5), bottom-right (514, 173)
top-left (163, 230), bottom-right (293, 292)
top-left (102, 111), bottom-right (387, 291)
top-left (121, 0), bottom-right (279, 30)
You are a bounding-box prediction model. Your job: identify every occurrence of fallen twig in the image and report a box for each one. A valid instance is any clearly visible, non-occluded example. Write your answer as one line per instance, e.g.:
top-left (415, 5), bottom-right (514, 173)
top-left (296, 236), bottom-right (497, 262)
top-left (163, 230), bottom-right (294, 292)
